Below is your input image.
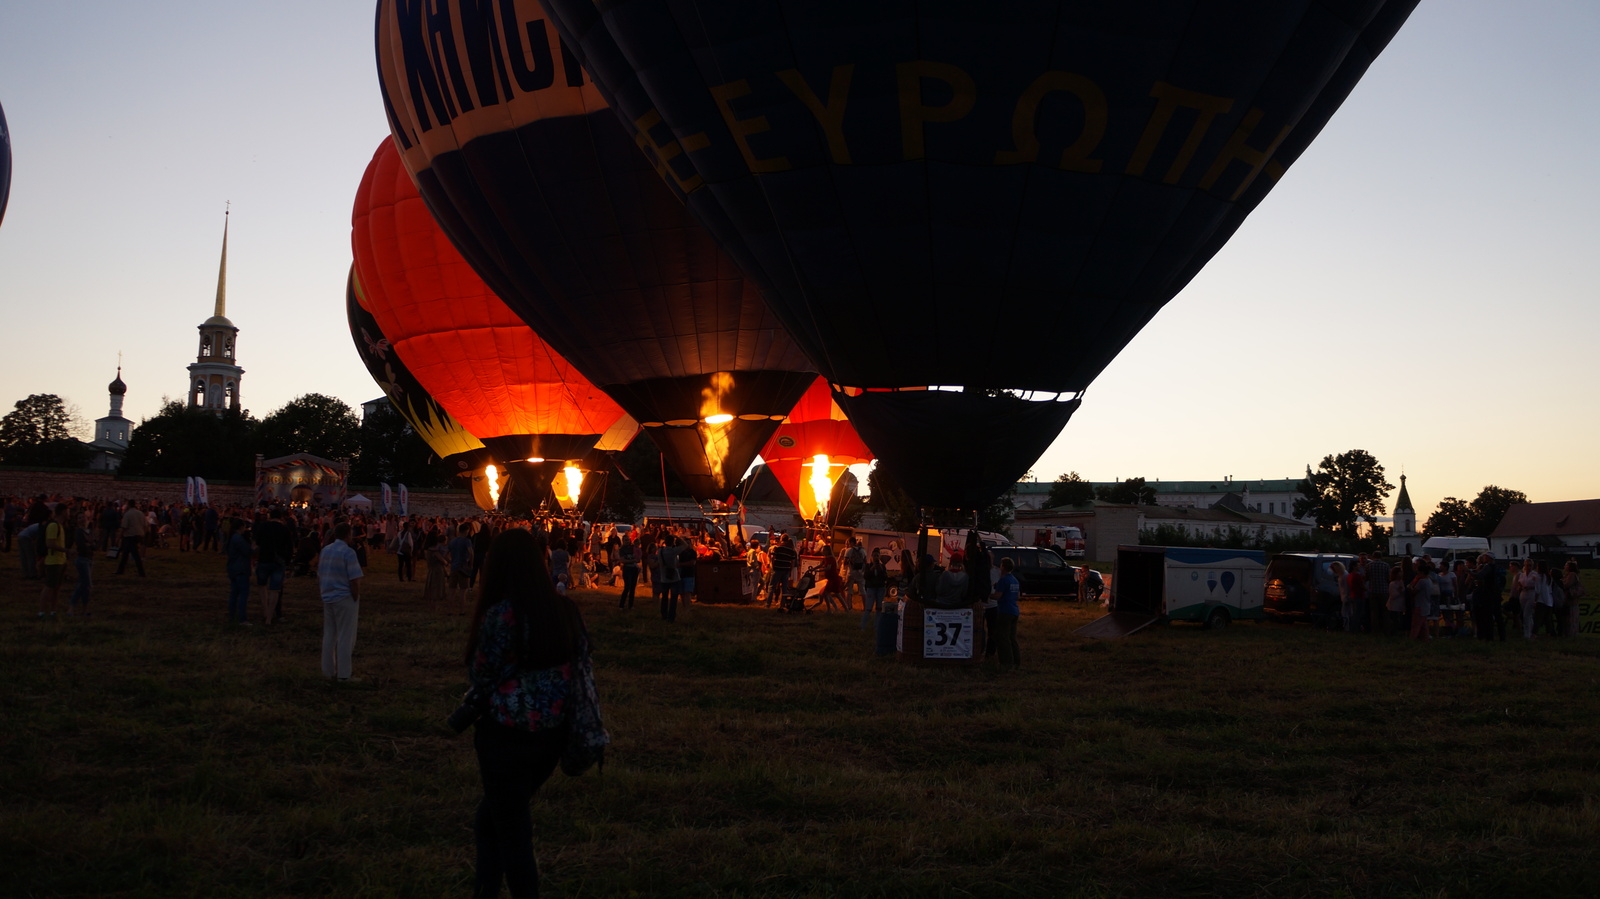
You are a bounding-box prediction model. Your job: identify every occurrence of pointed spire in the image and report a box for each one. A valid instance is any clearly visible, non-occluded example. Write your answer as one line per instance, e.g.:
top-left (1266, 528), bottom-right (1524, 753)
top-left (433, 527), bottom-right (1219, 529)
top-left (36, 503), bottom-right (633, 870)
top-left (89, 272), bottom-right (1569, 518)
top-left (214, 204), bottom-right (229, 319)
top-left (1394, 473), bottom-right (1414, 514)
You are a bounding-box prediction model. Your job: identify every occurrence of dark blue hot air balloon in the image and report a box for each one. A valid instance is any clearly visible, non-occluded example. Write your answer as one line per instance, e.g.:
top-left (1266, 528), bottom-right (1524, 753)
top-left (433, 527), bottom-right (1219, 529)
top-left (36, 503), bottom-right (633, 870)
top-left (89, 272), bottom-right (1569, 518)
top-left (0, 99), bottom-right (12, 228)
top-left (542, 0), bottom-right (1421, 508)
top-left (373, 0), bottom-right (815, 503)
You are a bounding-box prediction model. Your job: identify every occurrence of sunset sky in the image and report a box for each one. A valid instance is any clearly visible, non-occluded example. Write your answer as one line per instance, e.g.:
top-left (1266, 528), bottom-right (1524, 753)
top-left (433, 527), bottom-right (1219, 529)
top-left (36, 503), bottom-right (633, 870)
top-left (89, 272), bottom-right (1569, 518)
top-left (2, 2), bottom-right (1595, 522)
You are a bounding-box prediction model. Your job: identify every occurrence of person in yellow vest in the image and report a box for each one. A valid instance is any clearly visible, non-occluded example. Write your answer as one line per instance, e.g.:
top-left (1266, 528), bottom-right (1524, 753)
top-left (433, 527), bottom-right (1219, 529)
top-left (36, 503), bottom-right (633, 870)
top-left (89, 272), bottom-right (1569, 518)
top-left (38, 503), bottom-right (71, 619)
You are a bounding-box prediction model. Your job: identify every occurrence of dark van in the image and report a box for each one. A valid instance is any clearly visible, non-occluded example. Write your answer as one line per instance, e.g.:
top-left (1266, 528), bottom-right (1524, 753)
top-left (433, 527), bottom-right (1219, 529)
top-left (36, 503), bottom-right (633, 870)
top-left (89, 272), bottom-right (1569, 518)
top-left (986, 545), bottom-right (1079, 598)
top-left (1262, 552), bottom-right (1357, 625)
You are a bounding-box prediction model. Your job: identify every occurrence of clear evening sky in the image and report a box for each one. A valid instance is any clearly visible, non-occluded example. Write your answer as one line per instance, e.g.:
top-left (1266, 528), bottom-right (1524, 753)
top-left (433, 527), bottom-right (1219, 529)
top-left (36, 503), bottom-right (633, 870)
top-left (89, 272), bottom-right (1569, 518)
top-left (2, 2), bottom-right (1595, 523)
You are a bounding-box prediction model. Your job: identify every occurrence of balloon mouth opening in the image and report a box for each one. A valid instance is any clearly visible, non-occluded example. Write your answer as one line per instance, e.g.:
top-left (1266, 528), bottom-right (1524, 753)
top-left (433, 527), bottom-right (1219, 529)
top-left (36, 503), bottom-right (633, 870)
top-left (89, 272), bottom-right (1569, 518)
top-left (524, 456), bottom-right (545, 463)
top-left (832, 384), bottom-right (1083, 403)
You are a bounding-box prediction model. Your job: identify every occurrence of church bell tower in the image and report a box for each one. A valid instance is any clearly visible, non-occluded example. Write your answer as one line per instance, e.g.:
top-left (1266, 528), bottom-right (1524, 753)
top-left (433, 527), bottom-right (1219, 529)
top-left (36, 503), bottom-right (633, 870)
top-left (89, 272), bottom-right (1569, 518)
top-left (187, 209), bottom-right (244, 413)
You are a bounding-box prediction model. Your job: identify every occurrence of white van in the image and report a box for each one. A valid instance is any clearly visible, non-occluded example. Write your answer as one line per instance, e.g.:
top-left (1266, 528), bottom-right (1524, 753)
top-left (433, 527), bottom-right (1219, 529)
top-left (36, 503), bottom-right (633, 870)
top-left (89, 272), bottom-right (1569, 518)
top-left (1421, 536), bottom-right (1490, 565)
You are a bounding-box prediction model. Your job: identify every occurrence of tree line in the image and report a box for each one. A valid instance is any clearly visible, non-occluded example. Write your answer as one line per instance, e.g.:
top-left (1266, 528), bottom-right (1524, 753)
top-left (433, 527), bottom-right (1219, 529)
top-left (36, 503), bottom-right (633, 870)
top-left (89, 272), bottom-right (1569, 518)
top-left (0, 392), bottom-right (455, 488)
top-left (1038, 448), bottom-right (1526, 543)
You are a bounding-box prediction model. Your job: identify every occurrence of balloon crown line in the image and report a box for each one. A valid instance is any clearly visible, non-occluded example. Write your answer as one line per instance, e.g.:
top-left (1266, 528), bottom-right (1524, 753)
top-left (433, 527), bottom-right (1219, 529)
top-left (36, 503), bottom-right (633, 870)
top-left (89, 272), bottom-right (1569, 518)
top-left (831, 385), bottom-right (1083, 403)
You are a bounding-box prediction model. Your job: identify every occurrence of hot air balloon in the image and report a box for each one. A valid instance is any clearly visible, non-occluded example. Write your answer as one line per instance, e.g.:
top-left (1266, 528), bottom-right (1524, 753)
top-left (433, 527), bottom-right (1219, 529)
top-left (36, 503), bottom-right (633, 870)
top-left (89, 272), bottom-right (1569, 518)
top-left (374, 0), bottom-right (815, 503)
top-left (542, 0), bottom-right (1421, 509)
top-left (351, 137), bottom-right (638, 511)
top-left (0, 99), bottom-right (12, 228)
top-left (759, 377), bottom-right (872, 522)
top-left (347, 267), bottom-right (509, 509)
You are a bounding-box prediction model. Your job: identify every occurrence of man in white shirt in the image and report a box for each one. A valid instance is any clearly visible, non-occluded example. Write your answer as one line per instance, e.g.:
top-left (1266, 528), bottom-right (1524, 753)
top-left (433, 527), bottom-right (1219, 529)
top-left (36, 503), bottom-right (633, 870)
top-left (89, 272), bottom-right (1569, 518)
top-left (316, 522), bottom-right (364, 681)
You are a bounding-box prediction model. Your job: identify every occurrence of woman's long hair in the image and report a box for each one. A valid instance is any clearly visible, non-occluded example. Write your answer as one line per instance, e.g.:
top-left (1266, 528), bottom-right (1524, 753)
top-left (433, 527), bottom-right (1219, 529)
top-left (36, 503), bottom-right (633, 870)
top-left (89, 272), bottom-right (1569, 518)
top-left (464, 527), bottom-right (585, 669)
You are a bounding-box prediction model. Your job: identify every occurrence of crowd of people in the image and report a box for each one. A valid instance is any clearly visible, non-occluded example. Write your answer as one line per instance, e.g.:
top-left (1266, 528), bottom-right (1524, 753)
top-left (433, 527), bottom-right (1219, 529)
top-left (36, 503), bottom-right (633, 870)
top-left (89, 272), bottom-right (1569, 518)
top-left (1332, 551), bottom-right (1586, 641)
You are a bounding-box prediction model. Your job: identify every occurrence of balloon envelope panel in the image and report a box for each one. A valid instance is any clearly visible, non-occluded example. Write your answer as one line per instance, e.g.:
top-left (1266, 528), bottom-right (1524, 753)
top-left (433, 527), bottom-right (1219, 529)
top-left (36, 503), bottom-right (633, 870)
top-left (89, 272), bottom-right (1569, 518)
top-left (345, 266), bottom-right (489, 470)
top-left (544, 0), bottom-right (1420, 506)
top-left (760, 377), bottom-right (873, 519)
top-left (374, 0), bottom-right (815, 500)
top-left (0, 99), bottom-right (11, 228)
top-left (351, 137), bottom-right (628, 466)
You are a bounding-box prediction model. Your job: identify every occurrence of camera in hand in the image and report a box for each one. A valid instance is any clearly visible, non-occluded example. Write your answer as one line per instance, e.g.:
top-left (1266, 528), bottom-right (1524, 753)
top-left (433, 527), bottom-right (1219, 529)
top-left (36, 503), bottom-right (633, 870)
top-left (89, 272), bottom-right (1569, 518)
top-left (447, 687), bottom-right (489, 734)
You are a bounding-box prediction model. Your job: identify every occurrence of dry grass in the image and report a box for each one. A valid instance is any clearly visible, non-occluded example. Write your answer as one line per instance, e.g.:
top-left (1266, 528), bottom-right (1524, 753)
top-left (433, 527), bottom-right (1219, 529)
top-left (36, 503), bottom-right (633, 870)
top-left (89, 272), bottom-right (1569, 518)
top-left (3, 547), bottom-right (1599, 898)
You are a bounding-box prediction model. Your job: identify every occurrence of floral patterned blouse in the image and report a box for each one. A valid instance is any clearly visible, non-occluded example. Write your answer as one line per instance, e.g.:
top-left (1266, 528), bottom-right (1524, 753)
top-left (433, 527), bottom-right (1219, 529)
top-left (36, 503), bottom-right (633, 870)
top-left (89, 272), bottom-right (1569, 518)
top-left (469, 600), bottom-right (573, 732)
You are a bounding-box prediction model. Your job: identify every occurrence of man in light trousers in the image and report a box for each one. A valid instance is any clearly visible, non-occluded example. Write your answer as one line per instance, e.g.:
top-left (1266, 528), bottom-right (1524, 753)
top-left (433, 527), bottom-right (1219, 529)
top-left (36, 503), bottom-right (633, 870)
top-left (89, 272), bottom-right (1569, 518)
top-left (317, 522), bottom-right (364, 681)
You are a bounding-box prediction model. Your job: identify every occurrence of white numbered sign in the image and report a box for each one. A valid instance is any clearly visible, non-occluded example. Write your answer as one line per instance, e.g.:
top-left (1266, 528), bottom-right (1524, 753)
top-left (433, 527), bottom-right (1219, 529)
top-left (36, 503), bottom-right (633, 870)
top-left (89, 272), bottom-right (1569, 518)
top-left (923, 608), bottom-right (974, 659)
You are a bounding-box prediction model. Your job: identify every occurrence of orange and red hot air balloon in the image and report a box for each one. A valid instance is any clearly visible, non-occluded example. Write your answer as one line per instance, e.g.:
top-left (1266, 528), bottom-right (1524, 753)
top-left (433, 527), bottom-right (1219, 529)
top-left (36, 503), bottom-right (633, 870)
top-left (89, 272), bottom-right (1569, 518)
top-left (347, 267), bottom-right (511, 509)
top-left (759, 377), bottom-right (872, 522)
top-left (351, 136), bottom-right (636, 511)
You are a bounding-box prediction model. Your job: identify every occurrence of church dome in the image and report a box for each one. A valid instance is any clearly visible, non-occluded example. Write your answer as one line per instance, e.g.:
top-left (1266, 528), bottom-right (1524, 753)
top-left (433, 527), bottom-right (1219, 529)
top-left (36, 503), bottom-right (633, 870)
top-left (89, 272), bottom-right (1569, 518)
top-left (109, 369), bottom-right (127, 396)
top-left (203, 314), bottom-right (236, 328)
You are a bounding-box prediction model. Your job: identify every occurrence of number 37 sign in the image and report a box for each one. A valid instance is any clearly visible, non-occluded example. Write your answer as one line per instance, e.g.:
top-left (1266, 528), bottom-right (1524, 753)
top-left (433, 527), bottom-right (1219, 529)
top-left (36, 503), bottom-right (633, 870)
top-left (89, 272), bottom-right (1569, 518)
top-left (923, 608), bottom-right (975, 659)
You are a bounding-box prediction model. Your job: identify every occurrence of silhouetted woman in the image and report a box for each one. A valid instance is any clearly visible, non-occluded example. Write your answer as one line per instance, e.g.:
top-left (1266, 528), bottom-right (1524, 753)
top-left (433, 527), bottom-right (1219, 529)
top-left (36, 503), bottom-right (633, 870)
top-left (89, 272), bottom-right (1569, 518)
top-left (464, 527), bottom-right (588, 898)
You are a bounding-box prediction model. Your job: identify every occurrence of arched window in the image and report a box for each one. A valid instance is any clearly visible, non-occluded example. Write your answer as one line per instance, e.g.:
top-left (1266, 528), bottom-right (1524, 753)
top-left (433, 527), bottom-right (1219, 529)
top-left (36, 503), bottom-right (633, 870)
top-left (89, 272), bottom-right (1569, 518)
top-left (200, 336), bottom-right (212, 357)
top-left (224, 338), bottom-right (234, 360)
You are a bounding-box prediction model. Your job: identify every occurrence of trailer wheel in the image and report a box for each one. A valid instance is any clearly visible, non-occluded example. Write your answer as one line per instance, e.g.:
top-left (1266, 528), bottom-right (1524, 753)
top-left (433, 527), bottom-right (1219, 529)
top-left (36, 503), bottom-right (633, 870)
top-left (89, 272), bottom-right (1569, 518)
top-left (1206, 607), bottom-right (1231, 630)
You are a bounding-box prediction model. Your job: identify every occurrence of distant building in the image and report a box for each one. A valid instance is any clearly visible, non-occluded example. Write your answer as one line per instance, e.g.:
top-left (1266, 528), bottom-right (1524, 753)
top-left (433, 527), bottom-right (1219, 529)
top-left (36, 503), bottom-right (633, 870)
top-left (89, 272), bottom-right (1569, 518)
top-left (1015, 498), bottom-right (1312, 563)
top-left (87, 365), bottom-right (133, 471)
top-left (1489, 499), bottom-right (1600, 561)
top-left (1388, 475), bottom-right (1420, 557)
top-left (187, 211), bottom-right (244, 414)
top-left (1014, 476), bottom-right (1313, 521)
top-left (361, 396), bottom-right (391, 421)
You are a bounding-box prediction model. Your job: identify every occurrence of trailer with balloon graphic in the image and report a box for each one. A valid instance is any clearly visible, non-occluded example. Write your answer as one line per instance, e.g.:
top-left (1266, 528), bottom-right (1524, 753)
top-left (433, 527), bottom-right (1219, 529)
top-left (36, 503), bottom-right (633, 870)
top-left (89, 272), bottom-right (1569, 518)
top-left (1087, 545), bottom-right (1268, 638)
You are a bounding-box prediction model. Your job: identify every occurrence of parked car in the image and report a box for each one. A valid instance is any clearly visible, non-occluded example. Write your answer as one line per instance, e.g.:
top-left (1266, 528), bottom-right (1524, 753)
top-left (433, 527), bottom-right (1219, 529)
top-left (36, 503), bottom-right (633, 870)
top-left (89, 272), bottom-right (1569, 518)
top-left (986, 545), bottom-right (1079, 598)
top-left (1262, 552), bottom-right (1357, 625)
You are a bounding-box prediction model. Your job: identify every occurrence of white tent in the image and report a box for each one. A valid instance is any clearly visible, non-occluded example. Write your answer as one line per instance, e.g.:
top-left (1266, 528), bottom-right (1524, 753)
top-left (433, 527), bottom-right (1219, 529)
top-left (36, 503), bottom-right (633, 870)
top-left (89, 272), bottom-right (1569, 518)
top-left (343, 494), bottom-right (373, 509)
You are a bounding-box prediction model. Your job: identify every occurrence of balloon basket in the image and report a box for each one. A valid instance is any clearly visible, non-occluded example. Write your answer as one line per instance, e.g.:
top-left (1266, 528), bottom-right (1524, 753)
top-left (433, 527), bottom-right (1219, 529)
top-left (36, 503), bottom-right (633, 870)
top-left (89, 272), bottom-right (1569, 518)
top-left (896, 599), bottom-right (986, 667)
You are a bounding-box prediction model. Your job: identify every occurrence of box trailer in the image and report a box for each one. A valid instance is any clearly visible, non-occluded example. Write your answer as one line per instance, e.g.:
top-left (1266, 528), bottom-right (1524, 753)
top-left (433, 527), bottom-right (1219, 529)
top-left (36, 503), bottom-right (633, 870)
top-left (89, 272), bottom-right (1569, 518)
top-left (1077, 545), bottom-right (1267, 638)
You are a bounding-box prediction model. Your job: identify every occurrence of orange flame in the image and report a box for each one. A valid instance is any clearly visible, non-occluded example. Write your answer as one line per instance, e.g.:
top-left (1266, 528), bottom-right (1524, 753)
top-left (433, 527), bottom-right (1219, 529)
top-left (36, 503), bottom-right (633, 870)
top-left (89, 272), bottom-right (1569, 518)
top-left (699, 372), bottom-right (735, 486)
top-left (807, 454), bottom-right (834, 516)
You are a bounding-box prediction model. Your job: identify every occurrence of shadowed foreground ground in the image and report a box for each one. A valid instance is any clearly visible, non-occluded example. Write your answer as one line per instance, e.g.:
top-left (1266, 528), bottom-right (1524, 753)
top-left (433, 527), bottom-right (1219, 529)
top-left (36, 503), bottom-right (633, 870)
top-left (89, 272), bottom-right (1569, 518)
top-left (3, 548), bottom-right (1598, 898)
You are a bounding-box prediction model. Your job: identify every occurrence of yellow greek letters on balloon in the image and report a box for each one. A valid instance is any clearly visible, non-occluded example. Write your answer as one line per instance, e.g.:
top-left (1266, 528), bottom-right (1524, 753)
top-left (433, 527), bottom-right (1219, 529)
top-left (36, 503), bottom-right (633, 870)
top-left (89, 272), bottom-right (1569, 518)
top-left (776, 65), bottom-right (855, 164)
top-left (709, 79), bottom-right (792, 173)
top-left (1125, 81), bottom-right (1234, 184)
top-left (1198, 107), bottom-right (1293, 200)
top-left (632, 109), bottom-right (709, 194)
top-left (994, 71), bottom-right (1107, 172)
top-left (896, 61), bottom-right (976, 161)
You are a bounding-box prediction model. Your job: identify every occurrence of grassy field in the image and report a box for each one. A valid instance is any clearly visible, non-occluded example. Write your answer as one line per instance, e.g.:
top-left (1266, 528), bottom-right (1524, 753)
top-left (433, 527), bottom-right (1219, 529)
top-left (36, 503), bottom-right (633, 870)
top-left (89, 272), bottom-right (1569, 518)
top-left (3, 547), bottom-right (1599, 898)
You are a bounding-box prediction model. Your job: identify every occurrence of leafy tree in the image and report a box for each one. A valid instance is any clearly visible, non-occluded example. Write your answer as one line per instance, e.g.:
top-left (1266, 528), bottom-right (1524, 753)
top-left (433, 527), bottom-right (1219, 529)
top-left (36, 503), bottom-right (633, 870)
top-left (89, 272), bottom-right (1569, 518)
top-left (1464, 485), bottom-right (1528, 536)
top-left (120, 402), bottom-right (257, 479)
top-left (1096, 476), bottom-right (1157, 505)
top-left (1361, 524), bottom-right (1390, 557)
top-left (1418, 485), bottom-right (1526, 538)
top-left (0, 394), bottom-right (73, 447)
top-left (0, 394), bottom-right (88, 467)
top-left (610, 433), bottom-right (692, 499)
top-left (596, 467), bottom-right (647, 524)
top-left (255, 393), bottom-right (362, 461)
top-left (1422, 497), bottom-right (1471, 538)
top-left (348, 402), bottom-right (453, 488)
top-left (1047, 471), bottom-right (1096, 508)
top-left (976, 482), bottom-right (1016, 537)
top-left (866, 464), bottom-right (920, 533)
top-left (1292, 450), bottom-right (1393, 539)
